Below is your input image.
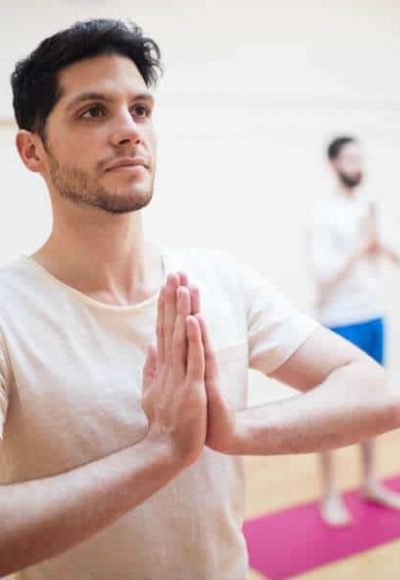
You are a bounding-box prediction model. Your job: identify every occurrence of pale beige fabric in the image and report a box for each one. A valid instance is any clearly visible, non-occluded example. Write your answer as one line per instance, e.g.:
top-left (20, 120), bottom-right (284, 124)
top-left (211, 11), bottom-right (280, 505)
top-left (0, 247), bottom-right (318, 579)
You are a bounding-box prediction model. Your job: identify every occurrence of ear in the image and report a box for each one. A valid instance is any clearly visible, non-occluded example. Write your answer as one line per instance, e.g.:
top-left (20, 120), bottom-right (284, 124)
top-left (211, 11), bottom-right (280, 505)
top-left (329, 158), bottom-right (338, 172)
top-left (16, 130), bottom-right (46, 173)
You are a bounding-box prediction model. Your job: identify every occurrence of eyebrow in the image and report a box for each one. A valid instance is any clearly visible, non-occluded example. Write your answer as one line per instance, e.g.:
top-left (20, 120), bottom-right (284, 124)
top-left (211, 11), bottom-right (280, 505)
top-left (65, 91), bottom-right (154, 111)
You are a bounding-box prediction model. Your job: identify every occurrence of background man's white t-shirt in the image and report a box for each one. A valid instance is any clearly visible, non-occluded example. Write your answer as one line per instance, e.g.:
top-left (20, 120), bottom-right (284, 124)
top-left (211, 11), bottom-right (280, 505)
top-left (0, 246), bottom-right (318, 579)
top-left (305, 192), bottom-right (399, 326)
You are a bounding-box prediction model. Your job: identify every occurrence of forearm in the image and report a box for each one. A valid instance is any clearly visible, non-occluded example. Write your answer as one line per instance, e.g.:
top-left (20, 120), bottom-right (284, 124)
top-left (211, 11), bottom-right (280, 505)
top-left (382, 245), bottom-right (400, 267)
top-left (0, 433), bottom-right (179, 576)
top-left (232, 361), bottom-right (400, 455)
top-left (320, 249), bottom-right (361, 292)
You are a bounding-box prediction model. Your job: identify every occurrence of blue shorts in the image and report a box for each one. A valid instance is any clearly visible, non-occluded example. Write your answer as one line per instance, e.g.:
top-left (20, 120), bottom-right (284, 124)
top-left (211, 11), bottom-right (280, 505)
top-left (329, 317), bottom-right (385, 365)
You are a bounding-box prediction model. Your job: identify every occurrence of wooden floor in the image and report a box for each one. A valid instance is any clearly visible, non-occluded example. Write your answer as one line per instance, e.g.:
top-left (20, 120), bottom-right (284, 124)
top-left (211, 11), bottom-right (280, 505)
top-left (246, 428), bottom-right (400, 579)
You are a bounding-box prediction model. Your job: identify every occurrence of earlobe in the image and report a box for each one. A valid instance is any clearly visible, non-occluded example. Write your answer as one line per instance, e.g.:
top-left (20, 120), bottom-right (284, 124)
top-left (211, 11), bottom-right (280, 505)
top-left (16, 130), bottom-right (44, 173)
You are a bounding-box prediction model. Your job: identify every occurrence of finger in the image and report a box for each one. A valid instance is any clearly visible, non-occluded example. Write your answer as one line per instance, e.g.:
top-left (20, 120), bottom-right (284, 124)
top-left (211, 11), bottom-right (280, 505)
top-left (176, 286), bottom-right (191, 317)
top-left (156, 287), bottom-right (165, 367)
top-left (143, 344), bottom-right (157, 391)
top-left (177, 271), bottom-right (189, 287)
top-left (176, 274), bottom-right (200, 315)
top-left (196, 314), bottom-right (218, 382)
top-left (164, 273), bottom-right (179, 361)
top-left (186, 315), bottom-right (205, 383)
top-left (188, 284), bottom-right (200, 315)
top-left (171, 286), bottom-right (191, 373)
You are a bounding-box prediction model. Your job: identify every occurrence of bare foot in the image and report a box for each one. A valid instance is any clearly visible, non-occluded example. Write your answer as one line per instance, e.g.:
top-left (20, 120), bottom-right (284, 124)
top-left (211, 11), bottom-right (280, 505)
top-left (362, 481), bottom-right (400, 509)
top-left (320, 493), bottom-right (352, 527)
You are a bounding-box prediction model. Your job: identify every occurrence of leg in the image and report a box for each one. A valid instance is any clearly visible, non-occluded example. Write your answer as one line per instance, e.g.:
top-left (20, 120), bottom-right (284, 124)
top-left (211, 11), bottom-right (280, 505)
top-left (360, 319), bottom-right (400, 507)
top-left (361, 438), bottom-right (400, 508)
top-left (361, 438), bottom-right (375, 486)
top-left (319, 321), bottom-right (359, 526)
top-left (319, 450), bottom-right (352, 526)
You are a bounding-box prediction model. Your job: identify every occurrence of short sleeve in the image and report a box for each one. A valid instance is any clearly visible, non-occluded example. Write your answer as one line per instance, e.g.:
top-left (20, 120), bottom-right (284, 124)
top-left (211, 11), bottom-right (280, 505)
top-left (239, 264), bottom-right (320, 375)
top-left (0, 332), bottom-right (10, 440)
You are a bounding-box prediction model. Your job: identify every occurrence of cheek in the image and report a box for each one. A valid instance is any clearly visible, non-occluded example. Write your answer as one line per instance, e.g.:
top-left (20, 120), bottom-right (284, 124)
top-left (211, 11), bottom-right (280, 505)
top-left (340, 161), bottom-right (357, 175)
top-left (144, 127), bottom-right (157, 157)
top-left (55, 136), bottom-right (101, 169)
top-left (348, 164), bottom-right (362, 175)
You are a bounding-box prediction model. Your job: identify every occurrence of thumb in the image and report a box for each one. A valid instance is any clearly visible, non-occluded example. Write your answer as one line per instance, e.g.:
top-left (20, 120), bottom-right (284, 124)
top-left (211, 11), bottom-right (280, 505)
top-left (205, 375), bottom-right (226, 411)
top-left (195, 313), bottom-right (219, 383)
top-left (143, 344), bottom-right (157, 391)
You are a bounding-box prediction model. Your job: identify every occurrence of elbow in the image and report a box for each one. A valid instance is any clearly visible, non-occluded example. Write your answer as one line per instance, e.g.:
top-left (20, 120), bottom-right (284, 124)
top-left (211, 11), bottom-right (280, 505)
top-left (359, 361), bottom-right (400, 434)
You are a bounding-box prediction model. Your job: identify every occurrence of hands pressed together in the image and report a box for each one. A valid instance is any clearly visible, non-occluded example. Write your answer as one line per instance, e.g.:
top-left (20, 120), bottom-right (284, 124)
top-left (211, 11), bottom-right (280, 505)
top-left (358, 235), bottom-right (382, 259)
top-left (142, 272), bottom-right (238, 469)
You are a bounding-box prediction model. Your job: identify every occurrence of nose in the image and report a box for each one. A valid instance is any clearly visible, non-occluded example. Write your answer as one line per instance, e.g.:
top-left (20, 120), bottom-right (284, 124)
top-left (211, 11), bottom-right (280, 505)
top-left (109, 109), bottom-right (142, 148)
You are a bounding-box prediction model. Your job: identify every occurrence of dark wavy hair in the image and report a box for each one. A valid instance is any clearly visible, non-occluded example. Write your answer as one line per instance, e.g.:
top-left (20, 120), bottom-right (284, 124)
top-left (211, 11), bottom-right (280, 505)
top-left (11, 19), bottom-right (162, 139)
top-left (327, 136), bottom-right (357, 160)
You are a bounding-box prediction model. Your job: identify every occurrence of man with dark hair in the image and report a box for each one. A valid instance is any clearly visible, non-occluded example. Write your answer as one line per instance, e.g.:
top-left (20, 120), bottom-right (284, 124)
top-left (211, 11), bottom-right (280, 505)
top-left (306, 136), bottom-right (400, 526)
top-left (327, 136), bottom-right (355, 164)
top-left (11, 19), bottom-right (162, 141)
top-left (1, 20), bottom-right (400, 578)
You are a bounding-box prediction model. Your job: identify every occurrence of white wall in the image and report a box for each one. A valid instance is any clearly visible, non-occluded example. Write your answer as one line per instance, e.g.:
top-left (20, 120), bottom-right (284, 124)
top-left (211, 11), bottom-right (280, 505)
top-left (1, 0), bottom-right (400, 404)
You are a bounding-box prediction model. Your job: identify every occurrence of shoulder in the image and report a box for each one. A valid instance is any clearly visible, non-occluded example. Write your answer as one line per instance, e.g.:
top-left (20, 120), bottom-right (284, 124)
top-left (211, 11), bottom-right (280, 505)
top-left (0, 258), bottom-right (30, 295)
top-left (0, 257), bottom-right (48, 319)
top-left (163, 245), bottom-right (279, 305)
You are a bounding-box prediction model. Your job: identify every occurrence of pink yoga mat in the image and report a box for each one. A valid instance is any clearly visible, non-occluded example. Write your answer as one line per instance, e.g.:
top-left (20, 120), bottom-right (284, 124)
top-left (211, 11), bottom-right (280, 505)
top-left (243, 475), bottom-right (400, 579)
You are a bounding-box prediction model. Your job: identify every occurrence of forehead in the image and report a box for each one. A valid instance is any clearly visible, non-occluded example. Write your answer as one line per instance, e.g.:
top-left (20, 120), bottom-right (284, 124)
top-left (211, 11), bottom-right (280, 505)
top-left (57, 54), bottom-right (148, 104)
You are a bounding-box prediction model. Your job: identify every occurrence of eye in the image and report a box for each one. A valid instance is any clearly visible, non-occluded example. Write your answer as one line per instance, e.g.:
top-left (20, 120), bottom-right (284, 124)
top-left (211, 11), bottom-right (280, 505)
top-left (132, 104), bottom-right (152, 119)
top-left (80, 105), bottom-right (106, 119)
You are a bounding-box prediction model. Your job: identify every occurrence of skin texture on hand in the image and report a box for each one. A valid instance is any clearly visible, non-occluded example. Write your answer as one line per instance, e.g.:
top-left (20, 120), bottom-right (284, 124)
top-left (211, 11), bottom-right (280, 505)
top-left (177, 276), bottom-right (237, 454)
top-left (197, 314), bottom-right (238, 453)
top-left (142, 273), bottom-right (207, 468)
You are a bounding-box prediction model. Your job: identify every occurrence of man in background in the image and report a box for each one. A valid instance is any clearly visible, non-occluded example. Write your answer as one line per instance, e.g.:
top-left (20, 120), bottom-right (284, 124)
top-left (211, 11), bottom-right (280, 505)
top-left (306, 136), bottom-right (400, 526)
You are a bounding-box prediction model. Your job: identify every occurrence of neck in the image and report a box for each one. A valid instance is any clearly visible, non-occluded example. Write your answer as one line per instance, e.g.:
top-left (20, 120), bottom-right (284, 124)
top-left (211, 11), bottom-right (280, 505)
top-left (32, 202), bottom-right (163, 306)
top-left (337, 180), bottom-right (358, 199)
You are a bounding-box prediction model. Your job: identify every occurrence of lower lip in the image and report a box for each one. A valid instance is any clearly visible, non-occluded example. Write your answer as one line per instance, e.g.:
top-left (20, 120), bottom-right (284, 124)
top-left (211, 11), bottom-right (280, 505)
top-left (107, 165), bottom-right (146, 174)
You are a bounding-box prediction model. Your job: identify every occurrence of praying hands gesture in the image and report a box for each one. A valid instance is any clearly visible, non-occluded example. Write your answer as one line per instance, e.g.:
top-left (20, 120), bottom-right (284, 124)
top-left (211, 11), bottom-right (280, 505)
top-left (142, 272), bottom-right (236, 462)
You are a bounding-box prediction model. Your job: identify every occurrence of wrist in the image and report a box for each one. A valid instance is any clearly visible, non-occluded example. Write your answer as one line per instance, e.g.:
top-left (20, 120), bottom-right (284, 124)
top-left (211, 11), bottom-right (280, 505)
top-left (229, 413), bottom-right (250, 455)
top-left (207, 412), bottom-right (247, 455)
top-left (141, 429), bottom-right (185, 477)
top-left (143, 426), bottom-right (201, 473)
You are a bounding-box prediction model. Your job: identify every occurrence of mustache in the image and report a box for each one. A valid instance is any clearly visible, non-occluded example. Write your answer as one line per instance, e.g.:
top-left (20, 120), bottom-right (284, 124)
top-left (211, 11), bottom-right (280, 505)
top-left (97, 153), bottom-right (151, 172)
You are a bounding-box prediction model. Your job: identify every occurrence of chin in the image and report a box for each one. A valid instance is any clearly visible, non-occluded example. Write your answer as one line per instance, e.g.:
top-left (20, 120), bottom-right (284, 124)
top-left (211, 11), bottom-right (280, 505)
top-left (95, 189), bottom-right (153, 214)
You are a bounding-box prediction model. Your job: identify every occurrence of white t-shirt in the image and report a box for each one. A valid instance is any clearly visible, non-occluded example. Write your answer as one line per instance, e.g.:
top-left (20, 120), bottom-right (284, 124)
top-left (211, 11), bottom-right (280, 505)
top-left (305, 191), bottom-right (398, 327)
top-left (0, 246), bottom-right (318, 580)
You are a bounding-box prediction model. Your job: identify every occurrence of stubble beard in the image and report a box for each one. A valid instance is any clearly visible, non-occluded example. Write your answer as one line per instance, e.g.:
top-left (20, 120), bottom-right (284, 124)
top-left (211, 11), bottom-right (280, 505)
top-left (338, 170), bottom-right (363, 190)
top-left (47, 153), bottom-right (154, 214)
